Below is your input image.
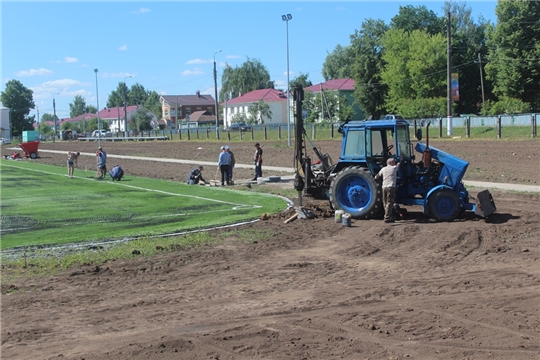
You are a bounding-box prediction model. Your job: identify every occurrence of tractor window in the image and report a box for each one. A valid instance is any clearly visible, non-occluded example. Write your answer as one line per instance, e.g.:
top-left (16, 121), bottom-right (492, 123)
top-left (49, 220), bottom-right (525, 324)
top-left (370, 130), bottom-right (384, 156)
top-left (343, 130), bottom-right (366, 158)
top-left (395, 125), bottom-right (411, 160)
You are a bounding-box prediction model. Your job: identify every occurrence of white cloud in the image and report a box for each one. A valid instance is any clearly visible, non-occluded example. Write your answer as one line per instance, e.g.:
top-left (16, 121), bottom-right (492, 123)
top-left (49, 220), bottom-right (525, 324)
top-left (65, 57), bottom-right (78, 63)
top-left (31, 79), bottom-right (88, 100)
top-left (182, 68), bottom-right (205, 76)
top-left (16, 68), bottom-right (53, 77)
top-left (186, 58), bottom-right (210, 65)
top-left (226, 55), bottom-right (242, 59)
top-left (119, 44), bottom-right (127, 51)
top-left (283, 70), bottom-right (294, 76)
top-left (132, 7), bottom-right (150, 14)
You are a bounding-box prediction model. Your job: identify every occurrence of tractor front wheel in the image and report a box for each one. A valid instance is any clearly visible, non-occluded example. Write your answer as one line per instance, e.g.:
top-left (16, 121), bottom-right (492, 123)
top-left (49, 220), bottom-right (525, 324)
top-left (329, 167), bottom-right (382, 219)
top-left (428, 188), bottom-right (461, 222)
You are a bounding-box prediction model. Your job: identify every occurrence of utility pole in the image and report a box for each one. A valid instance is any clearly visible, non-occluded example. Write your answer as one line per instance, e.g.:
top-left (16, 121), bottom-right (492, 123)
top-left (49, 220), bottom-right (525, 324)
top-left (446, 11), bottom-right (453, 136)
top-left (478, 53), bottom-right (485, 108)
top-left (123, 76), bottom-right (131, 135)
top-left (214, 50), bottom-right (222, 137)
top-left (94, 68), bottom-right (101, 148)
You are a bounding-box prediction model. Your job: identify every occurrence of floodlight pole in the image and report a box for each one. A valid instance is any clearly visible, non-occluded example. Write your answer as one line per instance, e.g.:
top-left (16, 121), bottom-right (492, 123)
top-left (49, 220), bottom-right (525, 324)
top-left (94, 68), bottom-right (101, 148)
top-left (282, 14), bottom-right (292, 147)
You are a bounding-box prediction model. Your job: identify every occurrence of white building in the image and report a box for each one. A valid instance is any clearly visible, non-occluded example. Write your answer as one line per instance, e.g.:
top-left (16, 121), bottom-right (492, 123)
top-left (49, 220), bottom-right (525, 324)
top-left (222, 88), bottom-right (288, 128)
top-left (0, 102), bottom-right (11, 139)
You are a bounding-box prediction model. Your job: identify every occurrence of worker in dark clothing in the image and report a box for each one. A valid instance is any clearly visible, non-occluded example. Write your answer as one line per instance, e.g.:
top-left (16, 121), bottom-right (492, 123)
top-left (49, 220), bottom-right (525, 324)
top-left (187, 165), bottom-right (208, 185)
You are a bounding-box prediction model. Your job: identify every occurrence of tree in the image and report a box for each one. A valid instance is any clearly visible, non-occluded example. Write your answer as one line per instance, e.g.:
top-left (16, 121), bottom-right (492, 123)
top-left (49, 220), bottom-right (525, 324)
top-left (0, 80), bottom-right (35, 137)
top-left (144, 90), bottom-right (162, 119)
top-left (230, 112), bottom-right (249, 124)
top-left (350, 19), bottom-right (389, 119)
top-left (86, 104), bottom-right (98, 114)
top-left (69, 95), bottom-right (89, 118)
top-left (247, 100), bottom-right (272, 124)
top-left (322, 44), bottom-right (355, 80)
top-left (106, 82), bottom-right (129, 108)
top-left (128, 83), bottom-right (149, 106)
top-left (129, 108), bottom-right (153, 131)
top-left (219, 58), bottom-right (273, 101)
top-left (485, 0), bottom-right (540, 111)
top-left (289, 73), bottom-right (313, 89)
top-left (37, 122), bottom-right (53, 136)
top-left (380, 28), bottom-right (447, 114)
top-left (303, 90), bottom-right (353, 124)
top-left (41, 113), bottom-right (56, 123)
top-left (390, 5), bottom-right (444, 35)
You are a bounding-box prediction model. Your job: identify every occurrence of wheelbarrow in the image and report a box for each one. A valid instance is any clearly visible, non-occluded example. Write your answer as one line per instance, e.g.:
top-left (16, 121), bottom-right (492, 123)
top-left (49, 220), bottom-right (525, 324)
top-left (18, 140), bottom-right (40, 159)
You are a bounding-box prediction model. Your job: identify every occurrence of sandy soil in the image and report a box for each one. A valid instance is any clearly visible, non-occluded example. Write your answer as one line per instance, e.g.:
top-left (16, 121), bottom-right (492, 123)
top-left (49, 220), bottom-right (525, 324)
top-left (1, 138), bottom-right (539, 360)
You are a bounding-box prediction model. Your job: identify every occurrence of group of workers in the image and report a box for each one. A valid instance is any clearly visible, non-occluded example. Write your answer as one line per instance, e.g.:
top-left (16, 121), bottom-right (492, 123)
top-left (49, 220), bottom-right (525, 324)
top-left (187, 142), bottom-right (263, 186)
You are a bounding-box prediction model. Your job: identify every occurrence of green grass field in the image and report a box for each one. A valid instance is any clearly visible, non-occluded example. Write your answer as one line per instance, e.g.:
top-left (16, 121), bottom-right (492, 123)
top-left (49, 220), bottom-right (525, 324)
top-left (0, 160), bottom-right (288, 250)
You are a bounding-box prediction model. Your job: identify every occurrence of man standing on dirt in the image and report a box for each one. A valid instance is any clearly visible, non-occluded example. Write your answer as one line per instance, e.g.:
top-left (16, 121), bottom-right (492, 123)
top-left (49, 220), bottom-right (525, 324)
top-left (67, 151), bottom-right (80, 178)
top-left (218, 146), bottom-right (231, 186)
top-left (187, 165), bottom-right (207, 185)
top-left (96, 146), bottom-right (107, 179)
top-left (252, 142), bottom-right (263, 181)
top-left (225, 145), bottom-right (235, 184)
top-left (374, 158), bottom-right (399, 223)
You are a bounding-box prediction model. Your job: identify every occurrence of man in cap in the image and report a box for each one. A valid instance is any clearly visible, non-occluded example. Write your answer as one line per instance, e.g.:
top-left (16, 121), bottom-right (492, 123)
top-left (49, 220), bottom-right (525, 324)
top-left (187, 165), bottom-right (207, 185)
top-left (96, 146), bottom-right (107, 179)
top-left (224, 145), bottom-right (235, 184)
top-left (252, 142), bottom-right (263, 181)
top-left (218, 146), bottom-right (231, 186)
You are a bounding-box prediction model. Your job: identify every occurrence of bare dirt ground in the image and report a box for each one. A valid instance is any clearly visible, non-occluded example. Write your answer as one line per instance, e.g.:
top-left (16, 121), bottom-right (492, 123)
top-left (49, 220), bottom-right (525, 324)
top-left (1, 138), bottom-right (539, 360)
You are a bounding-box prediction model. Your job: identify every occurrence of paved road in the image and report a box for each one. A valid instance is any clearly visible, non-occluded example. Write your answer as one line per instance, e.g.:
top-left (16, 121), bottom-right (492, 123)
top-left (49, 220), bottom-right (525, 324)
top-left (29, 149), bottom-right (540, 193)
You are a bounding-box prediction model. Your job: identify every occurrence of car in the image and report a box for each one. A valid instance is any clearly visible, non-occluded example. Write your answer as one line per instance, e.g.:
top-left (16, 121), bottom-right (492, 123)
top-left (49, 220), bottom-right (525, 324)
top-left (227, 122), bottom-right (252, 132)
top-left (92, 130), bottom-right (112, 138)
top-left (0, 138), bottom-right (12, 145)
top-left (382, 114), bottom-right (404, 120)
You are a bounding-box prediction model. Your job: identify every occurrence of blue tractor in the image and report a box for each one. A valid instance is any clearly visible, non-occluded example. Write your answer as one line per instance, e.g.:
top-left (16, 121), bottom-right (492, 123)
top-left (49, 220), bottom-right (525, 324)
top-left (292, 85), bottom-right (496, 221)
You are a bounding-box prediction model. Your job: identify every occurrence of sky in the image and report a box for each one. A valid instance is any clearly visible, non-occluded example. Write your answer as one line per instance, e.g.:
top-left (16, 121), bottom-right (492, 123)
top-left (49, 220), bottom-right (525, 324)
top-left (1, 0), bottom-right (497, 120)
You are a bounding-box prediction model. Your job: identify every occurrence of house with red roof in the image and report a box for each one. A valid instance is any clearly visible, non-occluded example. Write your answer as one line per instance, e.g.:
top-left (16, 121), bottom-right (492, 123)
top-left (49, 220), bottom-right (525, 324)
top-left (160, 91), bottom-right (216, 128)
top-left (222, 88), bottom-right (288, 127)
top-left (305, 78), bottom-right (365, 120)
top-left (97, 105), bottom-right (156, 132)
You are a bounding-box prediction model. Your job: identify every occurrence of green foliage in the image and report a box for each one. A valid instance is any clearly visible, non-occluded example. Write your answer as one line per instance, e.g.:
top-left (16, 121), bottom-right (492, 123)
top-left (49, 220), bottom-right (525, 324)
top-left (248, 100), bottom-right (272, 124)
top-left (485, 0), bottom-right (540, 111)
top-left (129, 108), bottom-right (153, 131)
top-left (0, 79), bottom-right (35, 137)
top-left (350, 19), bottom-right (389, 119)
top-left (37, 122), bottom-right (53, 135)
top-left (480, 97), bottom-right (530, 115)
top-left (86, 104), bottom-right (98, 114)
top-left (219, 58), bottom-right (273, 101)
top-left (381, 28), bottom-right (446, 113)
top-left (390, 5), bottom-right (445, 35)
top-left (397, 97), bottom-right (449, 118)
top-left (289, 72), bottom-right (313, 89)
top-left (128, 83), bottom-right (149, 106)
top-left (40, 113), bottom-right (56, 123)
top-left (322, 44), bottom-right (355, 80)
top-left (69, 95), bottom-right (88, 118)
top-left (303, 90), bottom-right (353, 123)
top-left (144, 90), bottom-right (162, 118)
top-left (230, 112), bottom-right (249, 124)
top-left (107, 82), bottom-right (129, 108)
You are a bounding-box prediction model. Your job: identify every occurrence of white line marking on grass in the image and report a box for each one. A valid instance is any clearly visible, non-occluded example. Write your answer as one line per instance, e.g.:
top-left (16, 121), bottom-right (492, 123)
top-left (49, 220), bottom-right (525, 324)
top-left (2, 163), bottom-right (262, 210)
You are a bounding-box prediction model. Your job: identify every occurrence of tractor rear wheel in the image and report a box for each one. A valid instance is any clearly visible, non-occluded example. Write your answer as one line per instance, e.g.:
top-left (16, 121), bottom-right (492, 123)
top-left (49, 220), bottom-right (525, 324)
top-left (29, 152), bottom-right (38, 159)
top-left (428, 188), bottom-right (461, 222)
top-left (329, 167), bottom-right (382, 219)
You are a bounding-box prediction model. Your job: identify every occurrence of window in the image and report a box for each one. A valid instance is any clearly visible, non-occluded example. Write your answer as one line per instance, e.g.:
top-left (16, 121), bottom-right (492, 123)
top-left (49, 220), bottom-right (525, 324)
top-left (196, 107), bottom-right (202, 111)
top-left (207, 107), bottom-right (213, 115)
top-left (396, 125), bottom-right (411, 159)
top-left (186, 108), bottom-right (191, 115)
top-left (343, 130), bottom-right (366, 158)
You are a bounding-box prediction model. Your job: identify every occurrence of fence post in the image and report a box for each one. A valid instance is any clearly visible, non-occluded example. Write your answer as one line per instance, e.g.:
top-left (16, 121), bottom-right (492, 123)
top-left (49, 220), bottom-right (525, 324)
top-left (439, 117), bottom-right (443, 137)
top-left (264, 126), bottom-right (267, 140)
top-left (187, 129), bottom-right (190, 140)
top-left (196, 128), bottom-right (199, 140)
top-left (331, 123), bottom-right (334, 138)
top-left (251, 127), bottom-right (254, 141)
top-left (227, 131), bottom-right (231, 141)
top-left (312, 124), bottom-right (316, 139)
top-left (216, 128), bottom-right (220, 141)
top-left (179, 129), bottom-right (182, 140)
top-left (466, 116), bottom-right (471, 138)
top-left (497, 116), bottom-right (502, 139)
top-left (532, 114), bottom-right (537, 138)
top-left (278, 126), bottom-right (281, 140)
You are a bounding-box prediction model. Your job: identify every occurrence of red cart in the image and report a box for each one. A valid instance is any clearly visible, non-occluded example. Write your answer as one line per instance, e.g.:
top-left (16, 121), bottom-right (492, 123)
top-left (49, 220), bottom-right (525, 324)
top-left (18, 140), bottom-right (40, 159)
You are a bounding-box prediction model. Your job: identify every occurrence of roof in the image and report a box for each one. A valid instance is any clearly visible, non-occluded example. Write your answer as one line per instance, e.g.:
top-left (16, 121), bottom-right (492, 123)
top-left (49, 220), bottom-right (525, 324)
top-left (98, 105), bottom-right (139, 120)
top-left (187, 110), bottom-right (216, 122)
top-left (224, 88), bottom-right (287, 105)
top-left (305, 78), bottom-right (355, 92)
top-left (162, 94), bottom-right (215, 107)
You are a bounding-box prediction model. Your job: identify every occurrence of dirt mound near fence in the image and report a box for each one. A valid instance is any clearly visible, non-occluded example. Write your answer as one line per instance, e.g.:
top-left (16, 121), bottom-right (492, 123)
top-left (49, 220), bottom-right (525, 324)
top-left (1, 138), bottom-right (539, 359)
